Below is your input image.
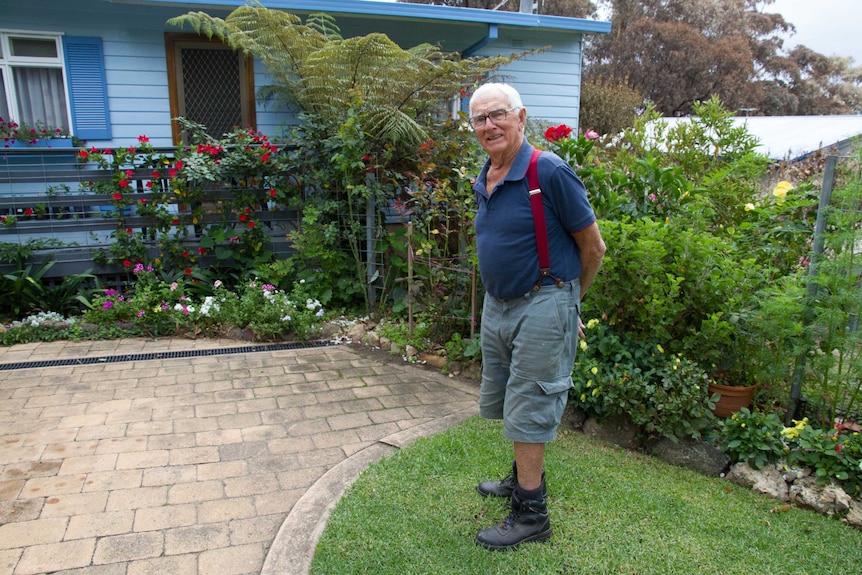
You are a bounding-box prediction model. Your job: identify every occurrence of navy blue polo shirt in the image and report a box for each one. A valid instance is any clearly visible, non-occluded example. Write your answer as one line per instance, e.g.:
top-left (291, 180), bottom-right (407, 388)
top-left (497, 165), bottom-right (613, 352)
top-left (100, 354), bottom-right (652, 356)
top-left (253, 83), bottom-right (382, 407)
top-left (474, 141), bottom-right (596, 300)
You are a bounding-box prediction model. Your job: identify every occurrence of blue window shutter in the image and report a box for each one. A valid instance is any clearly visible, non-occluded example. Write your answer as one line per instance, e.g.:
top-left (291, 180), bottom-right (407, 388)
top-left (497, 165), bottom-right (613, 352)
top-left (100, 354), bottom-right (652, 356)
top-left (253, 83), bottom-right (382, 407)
top-left (63, 36), bottom-right (111, 140)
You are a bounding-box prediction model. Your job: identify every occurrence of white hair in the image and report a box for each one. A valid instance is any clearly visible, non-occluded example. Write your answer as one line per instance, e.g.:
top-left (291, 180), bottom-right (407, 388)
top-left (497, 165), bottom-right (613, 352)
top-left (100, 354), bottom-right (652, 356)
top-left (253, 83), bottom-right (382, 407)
top-left (469, 83), bottom-right (524, 114)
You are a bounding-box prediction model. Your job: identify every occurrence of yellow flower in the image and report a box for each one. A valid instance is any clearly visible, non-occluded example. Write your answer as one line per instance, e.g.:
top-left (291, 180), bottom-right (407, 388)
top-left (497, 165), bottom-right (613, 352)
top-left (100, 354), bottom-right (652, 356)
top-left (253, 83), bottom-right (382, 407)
top-left (590, 366), bottom-right (598, 375)
top-left (579, 339), bottom-right (588, 351)
top-left (744, 203), bottom-right (755, 211)
top-left (657, 344), bottom-right (664, 353)
top-left (773, 180), bottom-right (794, 200)
top-left (586, 318), bottom-right (600, 329)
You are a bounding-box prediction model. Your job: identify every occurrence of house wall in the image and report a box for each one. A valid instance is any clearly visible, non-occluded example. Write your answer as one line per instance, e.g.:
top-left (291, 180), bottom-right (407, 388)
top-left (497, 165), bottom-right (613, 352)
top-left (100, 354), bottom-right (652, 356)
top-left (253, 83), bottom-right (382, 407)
top-left (0, 0), bottom-right (584, 149)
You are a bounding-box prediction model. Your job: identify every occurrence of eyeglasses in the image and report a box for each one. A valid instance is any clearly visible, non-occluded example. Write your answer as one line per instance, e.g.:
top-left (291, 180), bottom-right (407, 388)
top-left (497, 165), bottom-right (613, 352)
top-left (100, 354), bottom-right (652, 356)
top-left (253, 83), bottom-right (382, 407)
top-left (469, 107), bottom-right (519, 129)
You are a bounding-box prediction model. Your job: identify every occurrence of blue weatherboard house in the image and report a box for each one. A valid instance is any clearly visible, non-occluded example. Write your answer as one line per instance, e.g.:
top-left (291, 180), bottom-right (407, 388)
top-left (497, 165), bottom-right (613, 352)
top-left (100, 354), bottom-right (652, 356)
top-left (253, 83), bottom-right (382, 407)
top-left (0, 0), bottom-right (610, 149)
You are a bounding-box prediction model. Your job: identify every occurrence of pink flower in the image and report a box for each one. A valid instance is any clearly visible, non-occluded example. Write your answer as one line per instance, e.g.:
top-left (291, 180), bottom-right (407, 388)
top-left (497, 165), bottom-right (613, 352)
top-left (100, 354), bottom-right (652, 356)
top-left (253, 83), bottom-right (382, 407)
top-left (544, 124), bottom-right (572, 143)
top-left (103, 300), bottom-right (114, 309)
top-left (584, 129), bottom-right (600, 141)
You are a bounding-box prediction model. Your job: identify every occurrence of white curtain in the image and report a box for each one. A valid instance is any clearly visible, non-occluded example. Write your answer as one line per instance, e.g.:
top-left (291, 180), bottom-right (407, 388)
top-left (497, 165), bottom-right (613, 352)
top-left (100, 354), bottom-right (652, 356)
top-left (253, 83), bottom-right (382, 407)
top-left (13, 67), bottom-right (68, 132)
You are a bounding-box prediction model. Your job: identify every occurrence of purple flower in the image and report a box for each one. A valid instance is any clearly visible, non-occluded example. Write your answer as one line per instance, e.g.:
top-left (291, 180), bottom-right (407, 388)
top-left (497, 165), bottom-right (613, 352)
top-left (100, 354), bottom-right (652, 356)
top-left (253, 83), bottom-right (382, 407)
top-left (103, 300), bottom-right (114, 309)
top-left (262, 284), bottom-right (276, 291)
top-left (136, 310), bottom-right (146, 318)
top-left (104, 289), bottom-right (119, 296)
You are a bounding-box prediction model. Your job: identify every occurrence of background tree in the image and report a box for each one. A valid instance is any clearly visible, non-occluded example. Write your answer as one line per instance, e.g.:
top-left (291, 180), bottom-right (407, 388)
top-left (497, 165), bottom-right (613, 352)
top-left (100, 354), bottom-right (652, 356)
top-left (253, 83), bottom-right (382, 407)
top-left (587, 0), bottom-right (862, 117)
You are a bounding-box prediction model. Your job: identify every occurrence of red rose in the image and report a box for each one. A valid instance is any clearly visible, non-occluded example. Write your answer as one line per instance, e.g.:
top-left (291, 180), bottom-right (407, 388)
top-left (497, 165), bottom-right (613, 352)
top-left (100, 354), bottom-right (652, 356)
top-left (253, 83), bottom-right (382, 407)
top-left (247, 221), bottom-right (255, 229)
top-left (239, 213), bottom-right (247, 222)
top-left (544, 124), bottom-right (572, 143)
top-left (123, 260), bottom-right (132, 267)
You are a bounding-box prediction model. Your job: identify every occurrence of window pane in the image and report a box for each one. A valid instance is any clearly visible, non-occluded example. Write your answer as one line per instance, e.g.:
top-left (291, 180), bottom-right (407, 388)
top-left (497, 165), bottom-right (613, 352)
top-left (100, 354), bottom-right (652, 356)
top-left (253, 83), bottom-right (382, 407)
top-left (13, 67), bottom-right (69, 132)
top-left (10, 37), bottom-right (58, 58)
top-left (0, 70), bottom-right (9, 120)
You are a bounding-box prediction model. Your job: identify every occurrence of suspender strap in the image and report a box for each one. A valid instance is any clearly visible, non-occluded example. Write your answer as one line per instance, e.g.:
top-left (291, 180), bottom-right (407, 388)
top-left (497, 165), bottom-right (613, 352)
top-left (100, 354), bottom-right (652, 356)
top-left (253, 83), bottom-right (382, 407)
top-left (527, 149), bottom-right (565, 290)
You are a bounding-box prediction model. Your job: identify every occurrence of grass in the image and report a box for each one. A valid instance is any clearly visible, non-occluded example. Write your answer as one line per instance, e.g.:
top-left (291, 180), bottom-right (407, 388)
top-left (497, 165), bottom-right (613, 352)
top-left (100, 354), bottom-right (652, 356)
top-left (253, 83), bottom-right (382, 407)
top-left (311, 416), bottom-right (862, 575)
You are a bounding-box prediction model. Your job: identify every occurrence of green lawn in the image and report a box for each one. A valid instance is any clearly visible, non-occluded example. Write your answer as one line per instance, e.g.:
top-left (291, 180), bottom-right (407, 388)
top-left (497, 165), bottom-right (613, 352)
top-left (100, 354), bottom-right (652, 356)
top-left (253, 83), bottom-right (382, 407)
top-left (311, 416), bottom-right (862, 575)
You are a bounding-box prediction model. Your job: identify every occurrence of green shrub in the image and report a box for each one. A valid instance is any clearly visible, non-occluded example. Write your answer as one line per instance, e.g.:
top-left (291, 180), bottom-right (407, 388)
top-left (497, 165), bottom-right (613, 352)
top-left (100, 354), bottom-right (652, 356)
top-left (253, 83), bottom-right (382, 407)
top-left (718, 408), bottom-right (787, 469)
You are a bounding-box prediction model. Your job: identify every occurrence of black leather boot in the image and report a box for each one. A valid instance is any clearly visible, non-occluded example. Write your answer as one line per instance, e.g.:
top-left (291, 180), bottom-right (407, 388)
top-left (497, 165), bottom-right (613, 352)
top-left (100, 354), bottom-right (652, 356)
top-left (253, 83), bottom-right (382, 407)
top-left (475, 491), bottom-right (552, 550)
top-left (477, 461), bottom-right (547, 498)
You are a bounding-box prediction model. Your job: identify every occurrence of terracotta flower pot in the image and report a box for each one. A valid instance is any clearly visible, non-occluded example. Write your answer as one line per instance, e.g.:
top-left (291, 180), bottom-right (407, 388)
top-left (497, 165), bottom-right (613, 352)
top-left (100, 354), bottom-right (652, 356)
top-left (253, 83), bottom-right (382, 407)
top-left (708, 382), bottom-right (757, 417)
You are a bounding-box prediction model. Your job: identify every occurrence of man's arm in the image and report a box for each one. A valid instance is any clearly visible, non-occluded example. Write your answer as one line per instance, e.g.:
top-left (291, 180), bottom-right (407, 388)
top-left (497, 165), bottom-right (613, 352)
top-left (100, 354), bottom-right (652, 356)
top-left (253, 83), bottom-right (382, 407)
top-left (571, 222), bottom-right (606, 300)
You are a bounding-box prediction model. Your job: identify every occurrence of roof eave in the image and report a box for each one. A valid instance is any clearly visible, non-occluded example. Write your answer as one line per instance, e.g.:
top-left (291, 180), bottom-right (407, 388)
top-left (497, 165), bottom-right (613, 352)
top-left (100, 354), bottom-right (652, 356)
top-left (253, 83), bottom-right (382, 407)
top-left (104, 0), bottom-right (612, 34)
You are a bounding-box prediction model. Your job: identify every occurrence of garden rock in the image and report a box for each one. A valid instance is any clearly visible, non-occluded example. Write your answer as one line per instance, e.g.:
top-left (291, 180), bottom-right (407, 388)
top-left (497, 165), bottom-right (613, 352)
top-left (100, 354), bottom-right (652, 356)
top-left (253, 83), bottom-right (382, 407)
top-left (346, 322), bottom-right (368, 342)
top-left (726, 462), bottom-right (790, 501)
top-left (650, 437), bottom-right (730, 477)
top-left (582, 414), bottom-right (640, 450)
top-left (845, 500), bottom-right (862, 528)
top-left (419, 352), bottom-right (446, 370)
top-left (790, 477), bottom-right (853, 517)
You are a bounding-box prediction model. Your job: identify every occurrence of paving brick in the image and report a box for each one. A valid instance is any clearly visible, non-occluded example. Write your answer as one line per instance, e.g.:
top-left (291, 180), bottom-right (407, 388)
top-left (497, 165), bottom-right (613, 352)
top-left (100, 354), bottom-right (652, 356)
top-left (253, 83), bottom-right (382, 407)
top-left (42, 440), bottom-right (99, 460)
top-left (0, 445), bottom-right (45, 466)
top-left (15, 538), bottom-right (96, 575)
top-left (22, 427), bottom-right (78, 446)
top-left (217, 413), bottom-right (262, 430)
top-left (75, 424), bottom-right (129, 442)
top-left (167, 480), bottom-right (223, 504)
top-left (64, 510), bottom-right (134, 539)
top-left (223, 473), bottom-right (279, 498)
top-left (116, 450), bottom-right (169, 470)
top-left (266, 435), bottom-right (314, 455)
top-left (92, 531), bottom-right (164, 564)
top-left (164, 523), bottom-right (230, 555)
top-left (56, 414), bottom-right (108, 429)
top-left (327, 412), bottom-right (373, 431)
top-left (240, 424), bottom-right (287, 442)
top-left (0, 461), bottom-right (61, 482)
top-left (40, 491), bottom-right (108, 518)
top-left (21, 474), bottom-right (86, 497)
top-left (230, 514), bottom-right (284, 546)
top-left (0, 480), bottom-right (23, 501)
top-left (105, 486), bottom-right (167, 511)
top-left (195, 428), bottom-right (243, 447)
top-left (170, 446), bottom-right (221, 466)
top-left (0, 549), bottom-right (22, 575)
top-left (81, 469), bottom-right (143, 492)
top-left (84, 399), bottom-right (133, 414)
top-left (0, 517), bottom-right (68, 549)
top-left (133, 503), bottom-right (196, 532)
top-left (146, 432), bottom-right (196, 450)
top-left (140, 465), bottom-right (197, 487)
top-left (94, 437), bottom-right (147, 455)
top-left (0, 498), bottom-right (43, 524)
top-left (253, 489), bottom-right (301, 516)
top-left (195, 460), bottom-right (247, 481)
top-left (125, 420), bottom-right (174, 437)
top-left (198, 543), bottom-right (265, 575)
top-left (197, 497), bottom-right (256, 524)
top-left (173, 417), bottom-right (219, 433)
top-left (126, 553), bottom-right (198, 575)
top-left (58, 454), bottom-right (118, 476)
top-left (105, 408), bottom-right (153, 425)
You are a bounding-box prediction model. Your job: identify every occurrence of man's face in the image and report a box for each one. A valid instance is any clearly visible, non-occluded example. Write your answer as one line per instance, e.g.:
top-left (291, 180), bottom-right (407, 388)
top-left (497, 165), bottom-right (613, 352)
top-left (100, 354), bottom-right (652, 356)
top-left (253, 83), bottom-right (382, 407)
top-left (469, 90), bottom-right (524, 159)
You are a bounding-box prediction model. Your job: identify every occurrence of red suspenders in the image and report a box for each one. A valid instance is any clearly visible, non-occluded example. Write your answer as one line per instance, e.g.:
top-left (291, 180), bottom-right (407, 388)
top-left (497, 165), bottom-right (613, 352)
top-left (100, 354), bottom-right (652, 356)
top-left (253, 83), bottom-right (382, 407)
top-left (526, 149), bottom-right (566, 291)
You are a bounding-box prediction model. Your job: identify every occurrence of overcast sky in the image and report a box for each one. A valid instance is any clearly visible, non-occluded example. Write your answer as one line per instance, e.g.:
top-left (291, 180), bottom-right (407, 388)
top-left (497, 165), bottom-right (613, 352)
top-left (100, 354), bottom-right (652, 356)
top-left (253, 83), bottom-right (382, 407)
top-left (765, 0), bottom-right (860, 63)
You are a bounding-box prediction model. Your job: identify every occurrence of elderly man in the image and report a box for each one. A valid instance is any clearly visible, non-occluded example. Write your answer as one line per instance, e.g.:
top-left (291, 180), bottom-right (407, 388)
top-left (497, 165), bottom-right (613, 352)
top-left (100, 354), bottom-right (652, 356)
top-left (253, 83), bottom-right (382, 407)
top-left (469, 82), bottom-right (606, 550)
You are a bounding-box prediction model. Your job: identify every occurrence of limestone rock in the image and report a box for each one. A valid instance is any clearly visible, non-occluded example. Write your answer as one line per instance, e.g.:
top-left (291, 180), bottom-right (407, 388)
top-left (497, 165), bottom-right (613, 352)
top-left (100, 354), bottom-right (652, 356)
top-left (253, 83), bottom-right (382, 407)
top-left (726, 462), bottom-right (789, 501)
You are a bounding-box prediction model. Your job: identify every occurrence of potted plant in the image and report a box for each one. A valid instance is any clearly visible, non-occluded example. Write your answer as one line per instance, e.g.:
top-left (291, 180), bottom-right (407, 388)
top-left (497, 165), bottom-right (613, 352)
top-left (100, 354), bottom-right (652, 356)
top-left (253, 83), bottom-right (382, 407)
top-left (0, 116), bottom-right (73, 147)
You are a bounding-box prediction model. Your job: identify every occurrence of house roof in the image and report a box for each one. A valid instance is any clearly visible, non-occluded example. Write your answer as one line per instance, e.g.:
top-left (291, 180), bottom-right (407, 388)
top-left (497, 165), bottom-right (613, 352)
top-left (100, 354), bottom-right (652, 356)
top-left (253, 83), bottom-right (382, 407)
top-left (660, 115), bottom-right (862, 162)
top-left (108, 0), bottom-right (612, 34)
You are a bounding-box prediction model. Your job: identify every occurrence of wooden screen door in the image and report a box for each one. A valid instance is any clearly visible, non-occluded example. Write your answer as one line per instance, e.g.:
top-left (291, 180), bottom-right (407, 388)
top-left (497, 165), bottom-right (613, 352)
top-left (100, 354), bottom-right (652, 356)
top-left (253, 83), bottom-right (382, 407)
top-left (165, 33), bottom-right (256, 144)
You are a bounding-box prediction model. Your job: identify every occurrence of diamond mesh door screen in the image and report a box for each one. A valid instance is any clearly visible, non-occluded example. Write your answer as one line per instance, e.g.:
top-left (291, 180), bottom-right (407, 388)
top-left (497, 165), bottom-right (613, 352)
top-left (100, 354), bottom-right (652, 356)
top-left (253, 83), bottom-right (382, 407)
top-left (181, 47), bottom-right (242, 138)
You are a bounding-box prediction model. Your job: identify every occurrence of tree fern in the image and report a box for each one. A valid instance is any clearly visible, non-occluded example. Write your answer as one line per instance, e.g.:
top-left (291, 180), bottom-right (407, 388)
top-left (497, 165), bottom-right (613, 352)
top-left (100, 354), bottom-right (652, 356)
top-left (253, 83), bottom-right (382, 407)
top-left (168, 1), bottom-right (524, 146)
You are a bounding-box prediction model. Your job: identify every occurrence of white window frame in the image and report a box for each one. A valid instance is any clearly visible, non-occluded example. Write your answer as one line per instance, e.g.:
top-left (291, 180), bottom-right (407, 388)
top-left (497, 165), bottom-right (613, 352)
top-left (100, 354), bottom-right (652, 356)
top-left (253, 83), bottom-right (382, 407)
top-left (0, 29), bottom-right (73, 134)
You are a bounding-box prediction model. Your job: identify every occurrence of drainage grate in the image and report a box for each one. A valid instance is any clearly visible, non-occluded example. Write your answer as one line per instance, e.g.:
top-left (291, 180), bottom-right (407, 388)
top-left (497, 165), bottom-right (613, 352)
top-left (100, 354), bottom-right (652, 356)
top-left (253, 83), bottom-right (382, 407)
top-left (0, 340), bottom-right (334, 371)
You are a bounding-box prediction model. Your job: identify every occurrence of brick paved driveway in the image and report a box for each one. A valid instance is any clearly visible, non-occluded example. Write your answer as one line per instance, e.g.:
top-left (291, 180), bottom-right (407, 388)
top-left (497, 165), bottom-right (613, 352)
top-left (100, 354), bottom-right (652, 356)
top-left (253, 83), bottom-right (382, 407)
top-left (0, 338), bottom-right (479, 575)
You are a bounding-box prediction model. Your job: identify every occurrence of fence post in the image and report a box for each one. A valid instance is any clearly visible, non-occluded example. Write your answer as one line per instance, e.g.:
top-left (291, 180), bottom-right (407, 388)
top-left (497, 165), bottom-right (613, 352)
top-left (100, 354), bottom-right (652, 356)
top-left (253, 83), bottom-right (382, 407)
top-left (786, 155), bottom-right (838, 425)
